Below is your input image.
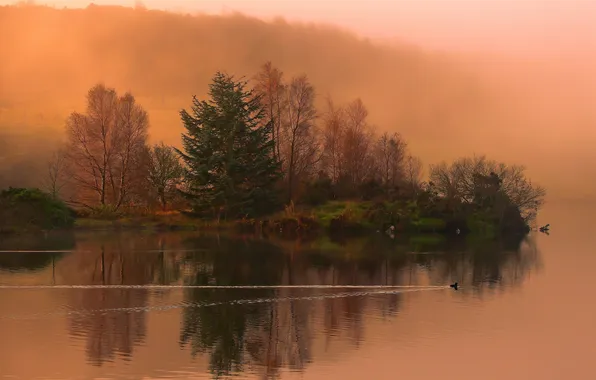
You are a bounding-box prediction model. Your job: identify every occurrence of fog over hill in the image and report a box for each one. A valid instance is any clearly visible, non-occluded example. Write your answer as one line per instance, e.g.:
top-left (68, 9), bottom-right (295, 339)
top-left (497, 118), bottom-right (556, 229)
top-left (0, 4), bottom-right (594, 200)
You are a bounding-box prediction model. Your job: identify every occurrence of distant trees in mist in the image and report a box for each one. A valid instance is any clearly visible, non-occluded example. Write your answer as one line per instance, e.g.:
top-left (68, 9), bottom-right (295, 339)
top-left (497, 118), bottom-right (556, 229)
top-left (41, 60), bottom-right (544, 223)
top-left (429, 156), bottom-right (545, 222)
top-left (252, 61), bottom-right (422, 205)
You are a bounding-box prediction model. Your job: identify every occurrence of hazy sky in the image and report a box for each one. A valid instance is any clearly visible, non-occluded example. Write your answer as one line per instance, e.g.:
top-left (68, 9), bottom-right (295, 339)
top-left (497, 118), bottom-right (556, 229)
top-left (5, 0), bottom-right (595, 55)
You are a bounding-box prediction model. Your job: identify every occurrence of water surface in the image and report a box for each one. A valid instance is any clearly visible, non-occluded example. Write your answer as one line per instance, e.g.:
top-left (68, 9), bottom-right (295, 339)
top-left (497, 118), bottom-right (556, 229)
top-left (0, 202), bottom-right (593, 380)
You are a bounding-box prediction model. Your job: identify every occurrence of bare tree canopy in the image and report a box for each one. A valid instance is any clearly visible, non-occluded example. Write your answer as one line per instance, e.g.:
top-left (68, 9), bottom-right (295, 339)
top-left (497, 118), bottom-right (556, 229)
top-left (64, 84), bottom-right (150, 210)
top-left (316, 95), bottom-right (421, 200)
top-left (147, 142), bottom-right (183, 211)
top-left (43, 145), bottom-right (69, 199)
top-left (320, 97), bottom-right (346, 183)
top-left (404, 154), bottom-right (423, 194)
top-left (253, 61), bottom-right (286, 163)
top-left (282, 74), bottom-right (319, 202)
top-left (341, 98), bottom-right (374, 186)
top-left (374, 131), bottom-right (408, 188)
top-left (252, 63), bottom-right (435, 204)
top-left (429, 155), bottom-right (546, 221)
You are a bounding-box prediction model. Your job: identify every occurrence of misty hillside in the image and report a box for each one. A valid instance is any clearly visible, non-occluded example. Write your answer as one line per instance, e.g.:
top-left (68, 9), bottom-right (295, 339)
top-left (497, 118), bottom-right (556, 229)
top-left (0, 4), bottom-right (594, 198)
top-left (0, 5), bottom-right (495, 144)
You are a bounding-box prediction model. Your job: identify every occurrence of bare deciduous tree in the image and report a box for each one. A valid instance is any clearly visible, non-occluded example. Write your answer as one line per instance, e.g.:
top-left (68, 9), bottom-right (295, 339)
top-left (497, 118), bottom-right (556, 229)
top-left (430, 155), bottom-right (545, 221)
top-left (111, 92), bottom-right (149, 209)
top-left (44, 146), bottom-right (69, 199)
top-left (148, 142), bottom-right (183, 211)
top-left (500, 164), bottom-right (546, 221)
top-left (341, 98), bottom-right (374, 186)
top-left (253, 61), bottom-right (286, 163)
top-left (65, 84), bottom-right (149, 210)
top-left (321, 97), bottom-right (345, 183)
top-left (375, 131), bottom-right (408, 188)
top-left (404, 154), bottom-right (423, 195)
top-left (65, 85), bottom-right (118, 207)
top-left (282, 75), bottom-right (318, 202)
top-left (429, 161), bottom-right (466, 209)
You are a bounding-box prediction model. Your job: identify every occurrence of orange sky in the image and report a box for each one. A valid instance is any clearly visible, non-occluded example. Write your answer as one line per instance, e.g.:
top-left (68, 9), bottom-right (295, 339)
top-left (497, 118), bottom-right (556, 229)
top-left (6, 0), bottom-right (596, 55)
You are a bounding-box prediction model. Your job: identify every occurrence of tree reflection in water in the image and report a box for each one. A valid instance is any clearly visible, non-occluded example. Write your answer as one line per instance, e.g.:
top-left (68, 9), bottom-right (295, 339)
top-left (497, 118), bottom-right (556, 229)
top-left (0, 232), bottom-right (74, 273)
top-left (57, 232), bottom-right (185, 366)
top-left (176, 232), bottom-right (541, 379)
top-left (179, 236), bottom-right (285, 377)
top-left (1, 231), bottom-right (540, 376)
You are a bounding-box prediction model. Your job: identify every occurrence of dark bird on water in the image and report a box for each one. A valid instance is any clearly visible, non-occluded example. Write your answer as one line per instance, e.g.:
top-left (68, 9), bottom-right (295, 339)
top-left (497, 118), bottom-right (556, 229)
top-left (450, 282), bottom-right (459, 290)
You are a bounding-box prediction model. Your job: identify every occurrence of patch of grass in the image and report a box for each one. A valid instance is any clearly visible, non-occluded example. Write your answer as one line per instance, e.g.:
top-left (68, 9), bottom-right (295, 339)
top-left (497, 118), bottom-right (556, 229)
top-left (311, 201), bottom-right (374, 228)
top-left (75, 212), bottom-right (210, 231)
top-left (410, 217), bottom-right (447, 232)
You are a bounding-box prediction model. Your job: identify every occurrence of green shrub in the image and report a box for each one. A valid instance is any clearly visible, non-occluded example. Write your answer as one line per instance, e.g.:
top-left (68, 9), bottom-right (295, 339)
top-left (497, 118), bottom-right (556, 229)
top-left (0, 187), bottom-right (75, 232)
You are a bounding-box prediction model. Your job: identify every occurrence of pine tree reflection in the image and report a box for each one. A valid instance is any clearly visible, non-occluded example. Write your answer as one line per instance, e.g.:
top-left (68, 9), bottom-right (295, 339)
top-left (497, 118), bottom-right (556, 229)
top-left (177, 233), bottom-right (540, 378)
top-left (38, 230), bottom-right (541, 374)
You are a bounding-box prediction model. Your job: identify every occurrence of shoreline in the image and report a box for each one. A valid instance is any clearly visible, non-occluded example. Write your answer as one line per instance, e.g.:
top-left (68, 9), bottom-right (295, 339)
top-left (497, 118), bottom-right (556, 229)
top-left (2, 199), bottom-right (532, 241)
top-left (2, 215), bottom-right (529, 243)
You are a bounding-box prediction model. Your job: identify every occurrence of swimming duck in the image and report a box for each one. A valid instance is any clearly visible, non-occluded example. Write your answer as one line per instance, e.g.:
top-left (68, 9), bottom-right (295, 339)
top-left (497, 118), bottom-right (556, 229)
top-left (450, 282), bottom-right (458, 290)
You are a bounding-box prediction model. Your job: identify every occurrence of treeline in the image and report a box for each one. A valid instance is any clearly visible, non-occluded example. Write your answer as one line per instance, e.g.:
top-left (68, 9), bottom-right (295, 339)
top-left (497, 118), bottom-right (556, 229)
top-left (43, 61), bottom-right (545, 233)
top-left (48, 62), bottom-right (424, 214)
top-left (252, 62), bottom-right (423, 205)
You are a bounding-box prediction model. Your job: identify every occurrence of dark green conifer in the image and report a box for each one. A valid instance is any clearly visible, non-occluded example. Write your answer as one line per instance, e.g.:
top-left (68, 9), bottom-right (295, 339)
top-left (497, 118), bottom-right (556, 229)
top-left (177, 72), bottom-right (281, 219)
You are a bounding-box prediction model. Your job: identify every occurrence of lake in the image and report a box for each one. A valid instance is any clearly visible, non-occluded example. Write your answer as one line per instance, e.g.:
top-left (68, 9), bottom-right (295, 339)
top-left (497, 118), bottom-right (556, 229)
top-left (0, 202), bottom-right (594, 380)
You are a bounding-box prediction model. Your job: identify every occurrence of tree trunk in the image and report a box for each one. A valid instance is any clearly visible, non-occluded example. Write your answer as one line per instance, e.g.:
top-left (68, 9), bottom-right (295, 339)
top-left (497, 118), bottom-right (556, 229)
top-left (288, 139), bottom-right (296, 203)
top-left (161, 193), bottom-right (167, 211)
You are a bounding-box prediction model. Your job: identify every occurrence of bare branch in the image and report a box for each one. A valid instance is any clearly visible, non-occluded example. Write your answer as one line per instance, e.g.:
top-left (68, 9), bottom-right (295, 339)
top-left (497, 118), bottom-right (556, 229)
top-left (147, 142), bottom-right (184, 211)
top-left (281, 74), bottom-right (318, 202)
top-left (64, 84), bottom-right (149, 210)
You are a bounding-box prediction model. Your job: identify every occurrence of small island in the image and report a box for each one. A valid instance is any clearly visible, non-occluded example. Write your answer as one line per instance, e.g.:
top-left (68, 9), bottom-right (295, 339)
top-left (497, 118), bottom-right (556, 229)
top-left (0, 63), bottom-right (545, 239)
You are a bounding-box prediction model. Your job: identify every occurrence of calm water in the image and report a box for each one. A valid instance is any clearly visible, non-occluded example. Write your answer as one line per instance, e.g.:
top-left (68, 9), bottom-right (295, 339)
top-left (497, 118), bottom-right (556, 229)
top-left (0, 202), bottom-right (594, 380)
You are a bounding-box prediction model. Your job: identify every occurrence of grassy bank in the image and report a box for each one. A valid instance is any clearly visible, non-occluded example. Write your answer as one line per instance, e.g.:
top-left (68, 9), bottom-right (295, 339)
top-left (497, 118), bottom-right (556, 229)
top-left (235, 200), bottom-right (529, 239)
top-left (74, 212), bottom-right (231, 232)
top-left (3, 192), bottom-right (528, 241)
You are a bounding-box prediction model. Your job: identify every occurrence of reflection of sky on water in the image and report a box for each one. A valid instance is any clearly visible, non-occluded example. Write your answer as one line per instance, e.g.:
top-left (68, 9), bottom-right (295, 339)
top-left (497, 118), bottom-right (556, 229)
top-left (0, 227), bottom-right (544, 379)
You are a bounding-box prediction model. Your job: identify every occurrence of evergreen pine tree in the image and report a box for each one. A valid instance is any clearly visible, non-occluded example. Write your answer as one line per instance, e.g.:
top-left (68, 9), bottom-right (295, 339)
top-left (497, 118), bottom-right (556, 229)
top-left (177, 72), bottom-right (282, 219)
